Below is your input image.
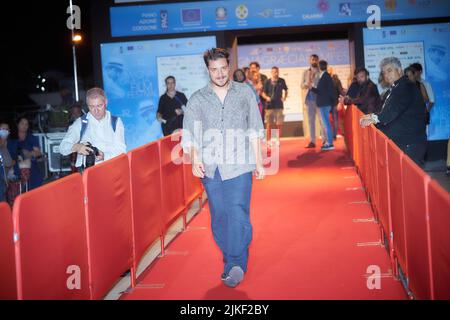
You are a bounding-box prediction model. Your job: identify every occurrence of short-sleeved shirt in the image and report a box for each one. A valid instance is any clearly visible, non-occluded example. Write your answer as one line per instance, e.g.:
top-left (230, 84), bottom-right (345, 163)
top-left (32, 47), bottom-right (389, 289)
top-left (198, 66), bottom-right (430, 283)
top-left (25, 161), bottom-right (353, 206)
top-left (263, 78), bottom-right (288, 109)
top-left (182, 81), bottom-right (264, 181)
top-left (157, 91), bottom-right (188, 122)
top-left (17, 133), bottom-right (40, 154)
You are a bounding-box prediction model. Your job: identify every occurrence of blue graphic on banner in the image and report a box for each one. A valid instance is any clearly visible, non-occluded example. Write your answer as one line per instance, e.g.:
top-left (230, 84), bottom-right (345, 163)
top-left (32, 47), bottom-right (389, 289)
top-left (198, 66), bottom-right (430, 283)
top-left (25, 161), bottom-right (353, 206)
top-left (101, 36), bottom-right (217, 150)
top-left (238, 40), bottom-right (351, 122)
top-left (238, 40), bottom-right (350, 69)
top-left (110, 0), bottom-right (450, 37)
top-left (363, 23), bottom-right (450, 141)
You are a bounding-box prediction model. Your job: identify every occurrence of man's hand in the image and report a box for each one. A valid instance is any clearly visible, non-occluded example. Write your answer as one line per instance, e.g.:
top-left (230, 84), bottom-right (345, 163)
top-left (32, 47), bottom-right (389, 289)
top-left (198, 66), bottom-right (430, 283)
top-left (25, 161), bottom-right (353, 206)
top-left (21, 149), bottom-right (32, 159)
top-left (254, 163), bottom-right (265, 180)
top-left (175, 108), bottom-right (183, 116)
top-left (360, 114), bottom-right (375, 128)
top-left (72, 143), bottom-right (93, 156)
top-left (338, 95), bottom-right (346, 105)
top-left (96, 150), bottom-right (105, 161)
top-left (192, 159), bottom-right (205, 178)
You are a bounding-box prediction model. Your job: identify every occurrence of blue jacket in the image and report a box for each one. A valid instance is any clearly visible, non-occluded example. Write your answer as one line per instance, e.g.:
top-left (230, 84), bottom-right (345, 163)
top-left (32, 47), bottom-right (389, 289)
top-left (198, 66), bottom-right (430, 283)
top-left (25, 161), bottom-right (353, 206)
top-left (311, 72), bottom-right (335, 107)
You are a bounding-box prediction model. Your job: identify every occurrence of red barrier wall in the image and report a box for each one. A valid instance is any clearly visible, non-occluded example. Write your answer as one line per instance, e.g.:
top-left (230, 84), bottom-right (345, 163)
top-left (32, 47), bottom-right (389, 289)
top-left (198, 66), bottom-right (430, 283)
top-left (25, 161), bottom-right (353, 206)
top-left (83, 154), bottom-right (134, 300)
top-left (0, 202), bottom-right (17, 300)
top-left (128, 141), bottom-right (163, 268)
top-left (344, 104), bottom-right (450, 300)
top-left (12, 174), bottom-right (90, 299)
top-left (361, 123), bottom-right (371, 199)
top-left (427, 180), bottom-right (450, 299)
top-left (375, 130), bottom-right (392, 243)
top-left (386, 140), bottom-right (408, 278)
top-left (344, 106), bottom-right (353, 156)
top-left (367, 126), bottom-right (379, 220)
top-left (402, 155), bottom-right (431, 300)
top-left (160, 132), bottom-right (186, 231)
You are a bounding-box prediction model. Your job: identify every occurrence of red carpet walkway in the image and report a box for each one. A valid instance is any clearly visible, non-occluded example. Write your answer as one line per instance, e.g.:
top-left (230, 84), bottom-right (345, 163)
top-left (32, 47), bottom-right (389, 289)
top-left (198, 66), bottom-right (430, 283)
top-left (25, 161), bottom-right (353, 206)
top-left (122, 137), bottom-right (407, 300)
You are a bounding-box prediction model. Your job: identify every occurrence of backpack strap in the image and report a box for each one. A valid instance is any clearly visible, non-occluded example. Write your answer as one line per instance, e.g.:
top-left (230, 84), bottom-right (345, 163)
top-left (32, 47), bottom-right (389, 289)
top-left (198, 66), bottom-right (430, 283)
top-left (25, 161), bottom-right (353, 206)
top-left (79, 114), bottom-right (118, 143)
top-left (79, 114), bottom-right (89, 142)
top-left (111, 115), bottom-right (118, 132)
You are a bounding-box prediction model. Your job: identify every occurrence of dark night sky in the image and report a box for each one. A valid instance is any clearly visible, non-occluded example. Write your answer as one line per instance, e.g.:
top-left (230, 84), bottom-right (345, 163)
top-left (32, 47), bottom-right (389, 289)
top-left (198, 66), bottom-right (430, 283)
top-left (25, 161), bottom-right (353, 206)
top-left (1, 0), bottom-right (92, 107)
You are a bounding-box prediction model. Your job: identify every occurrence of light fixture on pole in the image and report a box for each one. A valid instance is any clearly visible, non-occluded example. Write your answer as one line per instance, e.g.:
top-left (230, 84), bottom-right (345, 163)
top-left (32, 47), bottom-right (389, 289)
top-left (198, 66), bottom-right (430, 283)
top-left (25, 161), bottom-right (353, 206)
top-left (69, 0), bottom-right (81, 102)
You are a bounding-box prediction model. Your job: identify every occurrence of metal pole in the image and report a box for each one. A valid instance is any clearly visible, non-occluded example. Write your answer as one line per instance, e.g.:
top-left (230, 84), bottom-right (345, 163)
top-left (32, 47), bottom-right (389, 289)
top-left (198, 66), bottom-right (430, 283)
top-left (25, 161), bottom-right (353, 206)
top-left (70, 0), bottom-right (79, 102)
top-left (72, 44), bottom-right (79, 102)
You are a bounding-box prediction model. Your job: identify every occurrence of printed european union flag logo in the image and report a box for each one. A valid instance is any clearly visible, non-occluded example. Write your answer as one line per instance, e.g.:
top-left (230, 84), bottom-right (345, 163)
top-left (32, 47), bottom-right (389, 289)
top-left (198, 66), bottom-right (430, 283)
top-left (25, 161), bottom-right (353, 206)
top-left (182, 9), bottom-right (201, 25)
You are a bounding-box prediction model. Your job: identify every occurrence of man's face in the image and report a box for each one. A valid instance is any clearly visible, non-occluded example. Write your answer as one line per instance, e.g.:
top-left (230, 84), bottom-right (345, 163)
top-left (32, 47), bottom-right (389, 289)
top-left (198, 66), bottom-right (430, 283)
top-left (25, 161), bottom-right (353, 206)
top-left (406, 70), bottom-right (416, 83)
top-left (207, 58), bottom-right (230, 88)
top-left (249, 64), bottom-right (259, 73)
top-left (271, 68), bottom-right (279, 79)
top-left (382, 64), bottom-right (402, 85)
top-left (235, 71), bottom-right (245, 82)
top-left (310, 56), bottom-right (319, 68)
top-left (414, 69), bottom-right (422, 81)
top-left (166, 78), bottom-right (176, 92)
top-left (356, 71), bottom-right (368, 85)
top-left (87, 97), bottom-right (107, 120)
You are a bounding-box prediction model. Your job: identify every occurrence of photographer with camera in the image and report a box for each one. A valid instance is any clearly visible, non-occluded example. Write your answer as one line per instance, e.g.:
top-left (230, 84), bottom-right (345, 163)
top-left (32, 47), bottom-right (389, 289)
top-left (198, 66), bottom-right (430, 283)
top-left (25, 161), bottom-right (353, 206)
top-left (59, 87), bottom-right (126, 171)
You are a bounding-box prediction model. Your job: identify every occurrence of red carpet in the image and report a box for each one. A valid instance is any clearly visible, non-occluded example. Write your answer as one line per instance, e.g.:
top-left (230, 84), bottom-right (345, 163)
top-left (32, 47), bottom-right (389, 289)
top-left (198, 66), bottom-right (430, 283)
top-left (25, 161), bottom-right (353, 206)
top-left (122, 137), bottom-right (407, 300)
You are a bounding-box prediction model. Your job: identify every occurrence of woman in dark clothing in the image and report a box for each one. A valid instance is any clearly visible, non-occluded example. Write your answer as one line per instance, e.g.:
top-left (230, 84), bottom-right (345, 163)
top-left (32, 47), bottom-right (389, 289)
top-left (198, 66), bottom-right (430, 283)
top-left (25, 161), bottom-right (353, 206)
top-left (14, 117), bottom-right (43, 191)
top-left (157, 76), bottom-right (188, 136)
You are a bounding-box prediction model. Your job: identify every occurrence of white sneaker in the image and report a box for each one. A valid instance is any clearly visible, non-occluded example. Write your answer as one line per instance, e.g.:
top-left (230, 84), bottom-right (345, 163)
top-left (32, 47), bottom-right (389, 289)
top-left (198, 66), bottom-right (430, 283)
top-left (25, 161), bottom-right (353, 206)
top-left (223, 266), bottom-right (244, 288)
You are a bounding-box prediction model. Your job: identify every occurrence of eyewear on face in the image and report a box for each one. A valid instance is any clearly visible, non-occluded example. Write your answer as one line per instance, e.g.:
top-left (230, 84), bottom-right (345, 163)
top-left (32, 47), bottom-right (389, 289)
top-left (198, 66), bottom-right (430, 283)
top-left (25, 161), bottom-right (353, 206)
top-left (88, 103), bottom-right (105, 109)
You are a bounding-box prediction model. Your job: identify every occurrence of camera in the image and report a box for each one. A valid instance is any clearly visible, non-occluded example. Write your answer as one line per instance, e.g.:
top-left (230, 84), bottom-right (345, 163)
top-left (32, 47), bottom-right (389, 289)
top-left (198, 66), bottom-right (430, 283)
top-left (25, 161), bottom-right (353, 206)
top-left (84, 142), bottom-right (100, 168)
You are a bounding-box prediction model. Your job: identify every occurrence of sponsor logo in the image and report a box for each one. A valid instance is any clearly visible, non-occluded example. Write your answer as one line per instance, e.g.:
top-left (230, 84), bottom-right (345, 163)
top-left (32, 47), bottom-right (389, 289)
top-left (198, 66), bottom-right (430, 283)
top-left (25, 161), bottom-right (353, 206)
top-left (181, 8), bottom-right (202, 25)
top-left (215, 7), bottom-right (227, 20)
top-left (160, 10), bottom-right (168, 29)
top-left (385, 0), bottom-right (397, 11)
top-left (257, 9), bottom-right (273, 18)
top-left (317, 0), bottom-right (330, 12)
top-left (339, 3), bottom-right (351, 16)
top-left (302, 13), bottom-right (324, 20)
top-left (235, 5), bottom-right (249, 19)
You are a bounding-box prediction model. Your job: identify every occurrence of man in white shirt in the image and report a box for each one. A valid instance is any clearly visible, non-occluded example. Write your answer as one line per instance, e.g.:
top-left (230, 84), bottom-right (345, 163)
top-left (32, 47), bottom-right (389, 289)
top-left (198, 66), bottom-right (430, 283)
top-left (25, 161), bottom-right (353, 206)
top-left (59, 87), bottom-right (126, 169)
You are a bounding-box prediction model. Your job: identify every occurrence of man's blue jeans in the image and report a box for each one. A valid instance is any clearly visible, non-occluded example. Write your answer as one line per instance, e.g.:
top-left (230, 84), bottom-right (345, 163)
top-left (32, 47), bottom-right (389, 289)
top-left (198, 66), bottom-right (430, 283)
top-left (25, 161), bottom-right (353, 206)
top-left (318, 106), bottom-right (333, 145)
top-left (202, 169), bottom-right (253, 275)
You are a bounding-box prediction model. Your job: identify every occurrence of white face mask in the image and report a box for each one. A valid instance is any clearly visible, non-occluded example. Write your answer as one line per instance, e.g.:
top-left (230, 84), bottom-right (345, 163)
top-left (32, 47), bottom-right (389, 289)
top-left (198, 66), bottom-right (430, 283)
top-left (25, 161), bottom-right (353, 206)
top-left (0, 128), bottom-right (10, 139)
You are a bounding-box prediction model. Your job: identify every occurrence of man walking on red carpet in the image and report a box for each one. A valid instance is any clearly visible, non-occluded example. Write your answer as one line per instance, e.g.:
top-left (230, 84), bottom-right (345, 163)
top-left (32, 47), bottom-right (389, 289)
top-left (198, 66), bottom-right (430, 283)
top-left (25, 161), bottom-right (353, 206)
top-left (182, 48), bottom-right (265, 288)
